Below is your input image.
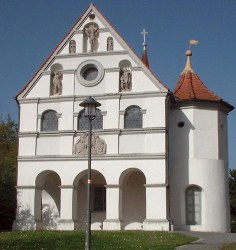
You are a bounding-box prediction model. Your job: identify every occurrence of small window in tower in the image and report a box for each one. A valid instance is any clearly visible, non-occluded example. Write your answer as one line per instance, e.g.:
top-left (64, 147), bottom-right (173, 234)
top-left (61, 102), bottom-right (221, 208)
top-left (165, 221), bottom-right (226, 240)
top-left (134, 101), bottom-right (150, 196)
top-left (178, 121), bottom-right (185, 128)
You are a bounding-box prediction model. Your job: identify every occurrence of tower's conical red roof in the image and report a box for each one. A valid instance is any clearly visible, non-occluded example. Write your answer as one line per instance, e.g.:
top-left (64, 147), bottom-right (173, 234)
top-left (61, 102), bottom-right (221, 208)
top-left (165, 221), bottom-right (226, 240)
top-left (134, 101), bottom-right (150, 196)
top-left (174, 50), bottom-right (221, 101)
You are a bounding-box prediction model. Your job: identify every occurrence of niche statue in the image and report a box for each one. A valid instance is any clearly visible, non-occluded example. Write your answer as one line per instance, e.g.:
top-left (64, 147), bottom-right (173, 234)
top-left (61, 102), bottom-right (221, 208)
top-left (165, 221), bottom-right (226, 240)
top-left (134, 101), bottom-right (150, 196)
top-left (120, 67), bottom-right (132, 91)
top-left (52, 71), bottom-right (63, 95)
top-left (85, 24), bottom-right (99, 52)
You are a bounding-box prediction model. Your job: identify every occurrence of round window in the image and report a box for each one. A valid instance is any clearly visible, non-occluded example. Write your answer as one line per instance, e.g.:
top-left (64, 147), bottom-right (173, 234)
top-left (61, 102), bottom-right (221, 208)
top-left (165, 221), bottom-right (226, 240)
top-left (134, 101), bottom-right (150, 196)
top-left (76, 60), bottom-right (104, 86)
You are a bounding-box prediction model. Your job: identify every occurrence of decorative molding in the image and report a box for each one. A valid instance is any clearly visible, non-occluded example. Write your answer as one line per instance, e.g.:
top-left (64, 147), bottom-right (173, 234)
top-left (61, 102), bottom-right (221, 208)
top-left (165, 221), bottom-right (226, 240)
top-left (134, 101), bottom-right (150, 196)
top-left (119, 110), bottom-right (125, 115)
top-left (105, 185), bottom-right (120, 188)
top-left (120, 91), bottom-right (168, 99)
top-left (18, 91), bottom-right (167, 105)
top-left (15, 185), bottom-right (36, 189)
top-left (140, 109), bottom-right (147, 114)
top-left (42, 69), bottom-right (76, 75)
top-left (105, 68), bottom-right (120, 73)
top-left (18, 127), bottom-right (166, 138)
top-left (144, 183), bottom-right (168, 188)
top-left (18, 153), bottom-right (166, 162)
top-left (120, 127), bottom-right (166, 134)
top-left (56, 113), bottom-right (62, 118)
top-left (18, 132), bottom-right (38, 138)
top-left (54, 50), bottom-right (128, 59)
top-left (59, 185), bottom-right (74, 189)
top-left (74, 27), bottom-right (109, 34)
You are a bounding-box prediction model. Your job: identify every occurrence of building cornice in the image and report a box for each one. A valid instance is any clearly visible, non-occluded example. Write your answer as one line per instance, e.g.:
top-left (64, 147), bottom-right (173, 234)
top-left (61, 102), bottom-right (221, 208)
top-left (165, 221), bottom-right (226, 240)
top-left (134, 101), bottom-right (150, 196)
top-left (18, 127), bottom-right (166, 137)
top-left (54, 50), bottom-right (128, 60)
top-left (17, 91), bottom-right (168, 104)
top-left (18, 153), bottom-right (166, 162)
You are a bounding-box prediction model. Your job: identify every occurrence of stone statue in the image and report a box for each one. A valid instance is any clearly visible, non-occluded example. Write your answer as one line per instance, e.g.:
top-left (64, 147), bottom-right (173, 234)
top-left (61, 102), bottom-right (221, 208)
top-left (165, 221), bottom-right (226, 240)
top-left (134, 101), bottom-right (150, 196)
top-left (120, 67), bottom-right (132, 91)
top-left (69, 40), bottom-right (76, 53)
top-left (74, 133), bottom-right (106, 155)
top-left (52, 71), bottom-right (63, 95)
top-left (85, 24), bottom-right (99, 52)
top-left (107, 37), bottom-right (114, 51)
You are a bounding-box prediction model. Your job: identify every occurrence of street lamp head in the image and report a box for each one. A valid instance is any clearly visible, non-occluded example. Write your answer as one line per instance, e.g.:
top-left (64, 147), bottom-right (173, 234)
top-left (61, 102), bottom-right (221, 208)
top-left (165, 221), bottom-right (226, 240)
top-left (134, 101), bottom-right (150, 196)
top-left (79, 96), bottom-right (101, 120)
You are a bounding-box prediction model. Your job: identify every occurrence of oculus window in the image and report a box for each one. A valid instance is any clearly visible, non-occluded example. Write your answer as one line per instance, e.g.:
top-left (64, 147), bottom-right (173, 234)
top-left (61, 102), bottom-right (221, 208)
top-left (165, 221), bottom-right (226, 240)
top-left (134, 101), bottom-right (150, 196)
top-left (76, 60), bottom-right (104, 87)
top-left (124, 105), bottom-right (143, 129)
top-left (41, 110), bottom-right (58, 131)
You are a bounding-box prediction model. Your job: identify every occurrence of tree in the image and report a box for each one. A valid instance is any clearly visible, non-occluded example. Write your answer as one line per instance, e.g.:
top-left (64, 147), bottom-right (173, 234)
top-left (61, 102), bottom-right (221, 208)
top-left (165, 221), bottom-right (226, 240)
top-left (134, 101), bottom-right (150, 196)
top-left (0, 115), bottom-right (18, 230)
top-left (229, 169), bottom-right (236, 232)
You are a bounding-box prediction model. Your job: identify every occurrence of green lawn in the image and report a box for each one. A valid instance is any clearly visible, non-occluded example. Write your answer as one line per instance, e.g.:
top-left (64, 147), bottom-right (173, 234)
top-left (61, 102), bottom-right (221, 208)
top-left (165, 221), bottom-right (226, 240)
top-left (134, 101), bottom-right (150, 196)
top-left (221, 244), bottom-right (236, 250)
top-left (0, 231), bottom-right (196, 250)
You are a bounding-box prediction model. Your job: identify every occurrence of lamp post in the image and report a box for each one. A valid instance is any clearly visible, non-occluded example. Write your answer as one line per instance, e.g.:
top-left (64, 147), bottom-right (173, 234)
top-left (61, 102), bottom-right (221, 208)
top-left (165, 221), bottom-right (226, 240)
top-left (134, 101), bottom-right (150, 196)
top-left (79, 96), bottom-right (101, 250)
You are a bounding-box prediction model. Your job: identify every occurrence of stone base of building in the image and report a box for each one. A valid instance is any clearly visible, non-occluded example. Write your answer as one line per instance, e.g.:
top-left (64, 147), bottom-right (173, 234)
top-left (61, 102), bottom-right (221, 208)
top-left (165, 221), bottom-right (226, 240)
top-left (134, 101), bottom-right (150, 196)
top-left (103, 219), bottom-right (122, 230)
top-left (143, 219), bottom-right (170, 231)
top-left (58, 219), bottom-right (76, 230)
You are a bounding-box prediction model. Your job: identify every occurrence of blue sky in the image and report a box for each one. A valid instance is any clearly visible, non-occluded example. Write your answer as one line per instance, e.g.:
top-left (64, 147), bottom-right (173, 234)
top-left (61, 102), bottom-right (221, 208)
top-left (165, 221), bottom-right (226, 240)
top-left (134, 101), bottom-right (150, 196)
top-left (0, 0), bottom-right (235, 168)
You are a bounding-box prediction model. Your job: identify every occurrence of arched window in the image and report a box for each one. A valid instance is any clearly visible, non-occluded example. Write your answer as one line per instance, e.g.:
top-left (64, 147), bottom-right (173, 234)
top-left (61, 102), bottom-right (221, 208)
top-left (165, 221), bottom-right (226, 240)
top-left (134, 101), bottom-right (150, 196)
top-left (78, 108), bottom-right (103, 130)
top-left (185, 185), bottom-right (202, 225)
top-left (41, 110), bottom-right (58, 131)
top-left (124, 105), bottom-right (143, 129)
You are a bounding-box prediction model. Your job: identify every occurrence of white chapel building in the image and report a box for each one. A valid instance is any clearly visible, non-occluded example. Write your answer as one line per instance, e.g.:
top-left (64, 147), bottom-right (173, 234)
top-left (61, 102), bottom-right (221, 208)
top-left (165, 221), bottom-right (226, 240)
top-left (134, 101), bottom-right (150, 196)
top-left (14, 4), bottom-right (234, 232)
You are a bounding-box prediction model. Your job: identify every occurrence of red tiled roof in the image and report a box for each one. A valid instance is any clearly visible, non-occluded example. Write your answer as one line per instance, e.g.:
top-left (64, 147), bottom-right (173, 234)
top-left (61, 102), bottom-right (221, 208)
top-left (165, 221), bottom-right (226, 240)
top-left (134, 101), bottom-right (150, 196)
top-left (173, 71), bottom-right (222, 101)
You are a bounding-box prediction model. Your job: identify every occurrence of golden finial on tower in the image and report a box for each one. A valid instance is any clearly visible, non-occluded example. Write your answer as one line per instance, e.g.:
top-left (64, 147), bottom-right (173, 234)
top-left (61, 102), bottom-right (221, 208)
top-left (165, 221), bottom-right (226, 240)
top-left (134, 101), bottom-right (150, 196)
top-left (182, 39), bottom-right (199, 74)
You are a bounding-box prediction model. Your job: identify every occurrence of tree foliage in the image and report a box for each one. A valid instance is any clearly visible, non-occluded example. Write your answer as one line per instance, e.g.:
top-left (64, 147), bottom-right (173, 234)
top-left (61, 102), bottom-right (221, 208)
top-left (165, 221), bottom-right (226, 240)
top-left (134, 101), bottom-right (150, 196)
top-left (0, 115), bottom-right (18, 230)
top-left (229, 169), bottom-right (236, 232)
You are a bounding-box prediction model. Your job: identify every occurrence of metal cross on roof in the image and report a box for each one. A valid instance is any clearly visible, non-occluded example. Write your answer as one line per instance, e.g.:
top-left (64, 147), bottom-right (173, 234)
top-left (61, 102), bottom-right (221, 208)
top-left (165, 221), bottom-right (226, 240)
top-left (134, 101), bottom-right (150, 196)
top-left (140, 28), bottom-right (148, 45)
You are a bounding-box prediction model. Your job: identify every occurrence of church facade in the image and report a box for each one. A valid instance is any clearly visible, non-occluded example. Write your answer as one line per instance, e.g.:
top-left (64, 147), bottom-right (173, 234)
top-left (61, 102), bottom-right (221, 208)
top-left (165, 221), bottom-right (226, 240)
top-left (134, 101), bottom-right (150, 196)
top-left (14, 4), bottom-right (234, 232)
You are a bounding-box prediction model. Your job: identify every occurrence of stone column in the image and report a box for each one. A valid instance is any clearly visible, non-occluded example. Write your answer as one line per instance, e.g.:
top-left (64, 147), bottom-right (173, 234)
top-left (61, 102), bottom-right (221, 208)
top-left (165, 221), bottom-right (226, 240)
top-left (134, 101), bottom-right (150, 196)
top-left (143, 184), bottom-right (170, 231)
top-left (103, 185), bottom-right (121, 230)
top-left (58, 185), bottom-right (75, 230)
top-left (13, 186), bottom-right (37, 230)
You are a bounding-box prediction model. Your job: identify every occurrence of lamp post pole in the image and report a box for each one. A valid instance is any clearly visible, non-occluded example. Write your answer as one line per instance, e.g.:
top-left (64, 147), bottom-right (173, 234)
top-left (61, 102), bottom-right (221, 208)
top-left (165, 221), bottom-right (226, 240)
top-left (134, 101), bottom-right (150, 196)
top-left (86, 116), bottom-right (92, 250)
top-left (79, 96), bottom-right (101, 250)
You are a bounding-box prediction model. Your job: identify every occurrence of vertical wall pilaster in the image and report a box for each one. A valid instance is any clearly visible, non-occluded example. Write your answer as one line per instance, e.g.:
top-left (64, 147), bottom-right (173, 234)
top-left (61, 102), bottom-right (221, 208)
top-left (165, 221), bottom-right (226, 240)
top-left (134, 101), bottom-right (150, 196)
top-left (58, 185), bottom-right (75, 230)
top-left (103, 184), bottom-right (121, 230)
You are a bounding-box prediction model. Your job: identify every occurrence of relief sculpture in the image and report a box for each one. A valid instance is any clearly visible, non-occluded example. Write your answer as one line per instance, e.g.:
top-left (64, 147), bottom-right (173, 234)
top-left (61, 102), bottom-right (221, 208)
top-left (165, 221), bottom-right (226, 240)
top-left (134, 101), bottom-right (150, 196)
top-left (74, 133), bottom-right (106, 155)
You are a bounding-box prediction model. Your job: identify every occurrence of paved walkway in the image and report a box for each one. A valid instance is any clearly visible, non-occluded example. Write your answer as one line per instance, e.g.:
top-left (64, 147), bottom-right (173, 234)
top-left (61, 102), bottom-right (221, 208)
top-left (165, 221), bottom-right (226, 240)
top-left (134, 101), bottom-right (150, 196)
top-left (175, 231), bottom-right (236, 250)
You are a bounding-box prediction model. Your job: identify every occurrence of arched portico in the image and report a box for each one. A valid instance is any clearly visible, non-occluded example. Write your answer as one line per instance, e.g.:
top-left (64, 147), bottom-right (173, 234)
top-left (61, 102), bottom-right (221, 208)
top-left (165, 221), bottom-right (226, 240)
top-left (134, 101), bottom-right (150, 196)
top-left (35, 170), bottom-right (61, 229)
top-left (73, 170), bottom-right (107, 230)
top-left (120, 168), bottom-right (146, 230)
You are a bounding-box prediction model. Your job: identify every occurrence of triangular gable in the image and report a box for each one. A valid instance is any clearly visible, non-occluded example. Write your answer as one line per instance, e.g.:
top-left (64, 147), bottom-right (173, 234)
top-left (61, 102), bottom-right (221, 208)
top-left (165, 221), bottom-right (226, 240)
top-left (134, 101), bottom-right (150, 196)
top-left (17, 3), bottom-right (168, 99)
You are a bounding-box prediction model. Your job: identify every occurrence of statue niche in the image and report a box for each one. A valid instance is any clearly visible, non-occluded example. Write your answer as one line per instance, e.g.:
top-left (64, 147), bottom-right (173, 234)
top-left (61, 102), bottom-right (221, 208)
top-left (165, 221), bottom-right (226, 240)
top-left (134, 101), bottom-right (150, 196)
top-left (74, 133), bottom-right (106, 155)
top-left (107, 37), bottom-right (114, 51)
top-left (69, 40), bottom-right (76, 53)
top-left (84, 22), bottom-right (99, 52)
top-left (52, 71), bottom-right (63, 95)
top-left (119, 67), bottom-right (132, 91)
top-left (50, 64), bottom-right (63, 96)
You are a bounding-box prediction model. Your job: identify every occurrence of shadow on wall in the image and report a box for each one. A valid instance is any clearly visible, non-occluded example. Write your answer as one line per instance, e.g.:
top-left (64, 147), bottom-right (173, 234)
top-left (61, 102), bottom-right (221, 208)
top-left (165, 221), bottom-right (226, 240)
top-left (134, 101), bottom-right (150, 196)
top-left (13, 204), bottom-right (59, 230)
top-left (13, 206), bottom-right (35, 230)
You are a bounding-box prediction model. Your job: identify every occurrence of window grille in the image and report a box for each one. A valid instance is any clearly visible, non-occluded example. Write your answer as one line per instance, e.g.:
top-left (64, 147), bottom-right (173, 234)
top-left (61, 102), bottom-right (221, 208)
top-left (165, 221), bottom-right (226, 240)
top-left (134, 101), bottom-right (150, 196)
top-left (93, 186), bottom-right (106, 212)
top-left (78, 108), bottom-right (103, 130)
top-left (185, 186), bottom-right (201, 225)
top-left (41, 110), bottom-right (58, 131)
top-left (124, 105), bottom-right (143, 129)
